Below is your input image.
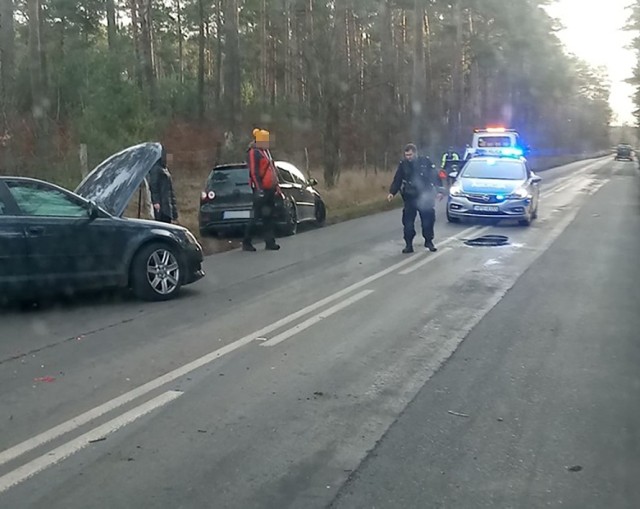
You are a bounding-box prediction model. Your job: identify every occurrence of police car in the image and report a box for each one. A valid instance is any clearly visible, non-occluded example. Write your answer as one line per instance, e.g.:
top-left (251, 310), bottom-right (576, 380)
top-left (447, 150), bottom-right (541, 226)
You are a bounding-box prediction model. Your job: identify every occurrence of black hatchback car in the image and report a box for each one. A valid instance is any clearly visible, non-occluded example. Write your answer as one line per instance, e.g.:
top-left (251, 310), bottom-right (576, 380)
top-left (198, 161), bottom-right (327, 236)
top-left (615, 144), bottom-right (633, 161)
top-left (0, 143), bottom-right (204, 302)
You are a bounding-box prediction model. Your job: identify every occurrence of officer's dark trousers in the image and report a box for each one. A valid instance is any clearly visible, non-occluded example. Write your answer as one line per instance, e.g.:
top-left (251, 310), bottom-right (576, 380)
top-left (402, 199), bottom-right (435, 245)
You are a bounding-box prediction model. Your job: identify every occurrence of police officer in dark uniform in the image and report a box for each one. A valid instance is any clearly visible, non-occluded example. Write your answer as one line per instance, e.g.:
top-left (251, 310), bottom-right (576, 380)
top-left (387, 143), bottom-right (444, 253)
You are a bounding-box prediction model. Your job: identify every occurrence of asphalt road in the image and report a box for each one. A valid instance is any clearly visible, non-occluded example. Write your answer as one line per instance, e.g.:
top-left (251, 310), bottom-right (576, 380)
top-left (0, 156), bottom-right (637, 508)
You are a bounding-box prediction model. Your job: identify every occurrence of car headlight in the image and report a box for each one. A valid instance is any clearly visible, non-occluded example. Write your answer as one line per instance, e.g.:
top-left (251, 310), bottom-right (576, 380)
top-left (449, 184), bottom-right (464, 197)
top-left (508, 187), bottom-right (530, 199)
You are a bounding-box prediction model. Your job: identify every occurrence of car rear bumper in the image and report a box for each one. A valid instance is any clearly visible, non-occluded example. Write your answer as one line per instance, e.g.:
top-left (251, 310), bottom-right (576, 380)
top-left (199, 206), bottom-right (287, 233)
top-left (448, 196), bottom-right (532, 220)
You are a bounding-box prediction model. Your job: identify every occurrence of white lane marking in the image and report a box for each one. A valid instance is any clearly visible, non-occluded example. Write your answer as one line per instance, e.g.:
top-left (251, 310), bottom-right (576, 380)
top-left (549, 180), bottom-right (575, 196)
top-left (0, 158), bottom-right (608, 470)
top-left (392, 224), bottom-right (487, 276)
top-left (440, 224), bottom-right (487, 246)
top-left (541, 158), bottom-right (609, 198)
top-left (261, 290), bottom-right (375, 347)
top-left (0, 247), bottom-right (431, 468)
top-left (0, 390), bottom-right (182, 495)
top-left (399, 247), bottom-right (452, 275)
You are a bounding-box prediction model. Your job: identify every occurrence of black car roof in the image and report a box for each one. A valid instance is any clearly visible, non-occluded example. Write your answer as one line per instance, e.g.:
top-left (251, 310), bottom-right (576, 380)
top-left (212, 163), bottom-right (248, 171)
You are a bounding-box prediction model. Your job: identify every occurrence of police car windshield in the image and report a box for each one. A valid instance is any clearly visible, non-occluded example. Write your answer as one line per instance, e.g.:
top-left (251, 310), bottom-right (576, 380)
top-left (461, 159), bottom-right (526, 180)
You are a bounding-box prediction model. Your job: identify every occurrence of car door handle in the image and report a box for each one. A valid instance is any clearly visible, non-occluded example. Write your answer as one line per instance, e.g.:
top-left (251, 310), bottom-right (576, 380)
top-left (25, 226), bottom-right (45, 236)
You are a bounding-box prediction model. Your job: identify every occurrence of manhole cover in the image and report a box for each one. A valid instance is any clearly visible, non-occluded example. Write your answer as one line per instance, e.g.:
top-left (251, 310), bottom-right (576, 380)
top-left (464, 235), bottom-right (510, 247)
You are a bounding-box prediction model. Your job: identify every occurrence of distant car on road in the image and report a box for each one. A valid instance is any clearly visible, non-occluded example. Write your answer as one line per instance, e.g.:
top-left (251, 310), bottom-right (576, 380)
top-left (615, 144), bottom-right (633, 161)
top-left (447, 155), bottom-right (541, 226)
top-left (198, 161), bottom-right (327, 237)
top-left (0, 143), bottom-right (205, 303)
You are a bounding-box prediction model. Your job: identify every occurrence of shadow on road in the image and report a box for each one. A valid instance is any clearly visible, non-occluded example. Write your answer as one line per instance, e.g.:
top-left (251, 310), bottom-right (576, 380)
top-left (0, 286), bottom-right (203, 316)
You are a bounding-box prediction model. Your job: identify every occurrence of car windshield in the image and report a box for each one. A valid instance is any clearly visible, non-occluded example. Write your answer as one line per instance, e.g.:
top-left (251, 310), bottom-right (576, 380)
top-left (461, 160), bottom-right (526, 180)
top-left (207, 167), bottom-right (249, 191)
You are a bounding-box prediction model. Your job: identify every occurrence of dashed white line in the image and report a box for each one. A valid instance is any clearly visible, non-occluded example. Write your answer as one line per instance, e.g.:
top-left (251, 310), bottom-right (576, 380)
top-left (0, 242), bottom-right (427, 468)
top-left (0, 390), bottom-right (183, 494)
top-left (399, 247), bottom-right (452, 275)
top-left (261, 290), bottom-right (375, 347)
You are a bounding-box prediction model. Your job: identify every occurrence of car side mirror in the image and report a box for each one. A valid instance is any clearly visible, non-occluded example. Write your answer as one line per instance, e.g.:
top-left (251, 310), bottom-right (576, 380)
top-left (531, 175), bottom-right (542, 184)
top-left (87, 201), bottom-right (100, 220)
top-left (308, 177), bottom-right (318, 187)
top-left (448, 171), bottom-right (459, 180)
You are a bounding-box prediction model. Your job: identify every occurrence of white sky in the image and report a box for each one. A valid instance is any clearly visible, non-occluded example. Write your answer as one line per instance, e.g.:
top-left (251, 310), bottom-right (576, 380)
top-left (545, 0), bottom-right (636, 125)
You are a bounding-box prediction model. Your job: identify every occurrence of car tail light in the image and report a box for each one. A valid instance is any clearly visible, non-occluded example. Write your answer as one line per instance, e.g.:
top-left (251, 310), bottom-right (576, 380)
top-left (200, 190), bottom-right (216, 203)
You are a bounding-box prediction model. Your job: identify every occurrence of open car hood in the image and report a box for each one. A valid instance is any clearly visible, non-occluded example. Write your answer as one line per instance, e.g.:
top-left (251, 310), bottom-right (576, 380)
top-left (74, 142), bottom-right (163, 217)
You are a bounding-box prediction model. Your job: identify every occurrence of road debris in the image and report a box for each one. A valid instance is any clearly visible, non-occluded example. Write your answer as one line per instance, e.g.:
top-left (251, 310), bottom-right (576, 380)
top-left (88, 437), bottom-right (107, 444)
top-left (34, 376), bottom-right (56, 383)
top-left (447, 410), bottom-right (469, 418)
top-left (567, 465), bottom-right (583, 472)
top-left (464, 235), bottom-right (509, 247)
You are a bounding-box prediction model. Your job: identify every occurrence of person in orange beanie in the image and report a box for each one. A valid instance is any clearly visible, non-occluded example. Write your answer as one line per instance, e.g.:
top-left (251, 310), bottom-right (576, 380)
top-left (243, 128), bottom-right (282, 251)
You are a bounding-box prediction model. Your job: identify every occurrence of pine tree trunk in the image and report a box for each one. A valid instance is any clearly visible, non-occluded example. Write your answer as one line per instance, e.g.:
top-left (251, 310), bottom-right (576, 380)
top-left (215, 0), bottom-right (222, 110)
top-left (27, 0), bottom-right (49, 157)
top-left (130, 0), bottom-right (143, 88)
top-left (0, 0), bottom-right (16, 123)
top-left (137, 0), bottom-right (156, 106)
top-left (411, 0), bottom-right (427, 149)
top-left (198, 0), bottom-right (205, 118)
top-left (106, 0), bottom-right (117, 51)
top-left (223, 0), bottom-right (241, 129)
top-left (176, 0), bottom-right (184, 83)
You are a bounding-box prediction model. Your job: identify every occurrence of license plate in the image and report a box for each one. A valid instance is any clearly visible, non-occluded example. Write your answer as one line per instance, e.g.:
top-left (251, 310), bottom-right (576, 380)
top-left (473, 205), bottom-right (499, 212)
top-left (223, 210), bottom-right (251, 219)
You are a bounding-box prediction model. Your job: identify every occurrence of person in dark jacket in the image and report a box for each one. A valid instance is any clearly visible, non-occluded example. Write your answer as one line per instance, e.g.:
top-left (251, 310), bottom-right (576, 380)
top-left (243, 128), bottom-right (282, 252)
top-left (148, 149), bottom-right (178, 224)
top-left (387, 143), bottom-right (444, 253)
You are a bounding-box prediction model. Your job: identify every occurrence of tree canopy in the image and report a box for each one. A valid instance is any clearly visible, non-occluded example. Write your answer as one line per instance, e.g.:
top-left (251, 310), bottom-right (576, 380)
top-left (0, 0), bottom-right (612, 184)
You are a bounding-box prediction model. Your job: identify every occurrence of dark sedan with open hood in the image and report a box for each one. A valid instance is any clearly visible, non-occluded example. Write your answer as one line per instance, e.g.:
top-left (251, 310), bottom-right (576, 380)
top-left (0, 143), bottom-right (204, 302)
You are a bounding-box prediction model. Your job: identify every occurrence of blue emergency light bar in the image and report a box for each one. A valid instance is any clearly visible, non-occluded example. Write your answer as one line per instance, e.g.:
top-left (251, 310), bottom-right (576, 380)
top-left (501, 147), bottom-right (523, 157)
